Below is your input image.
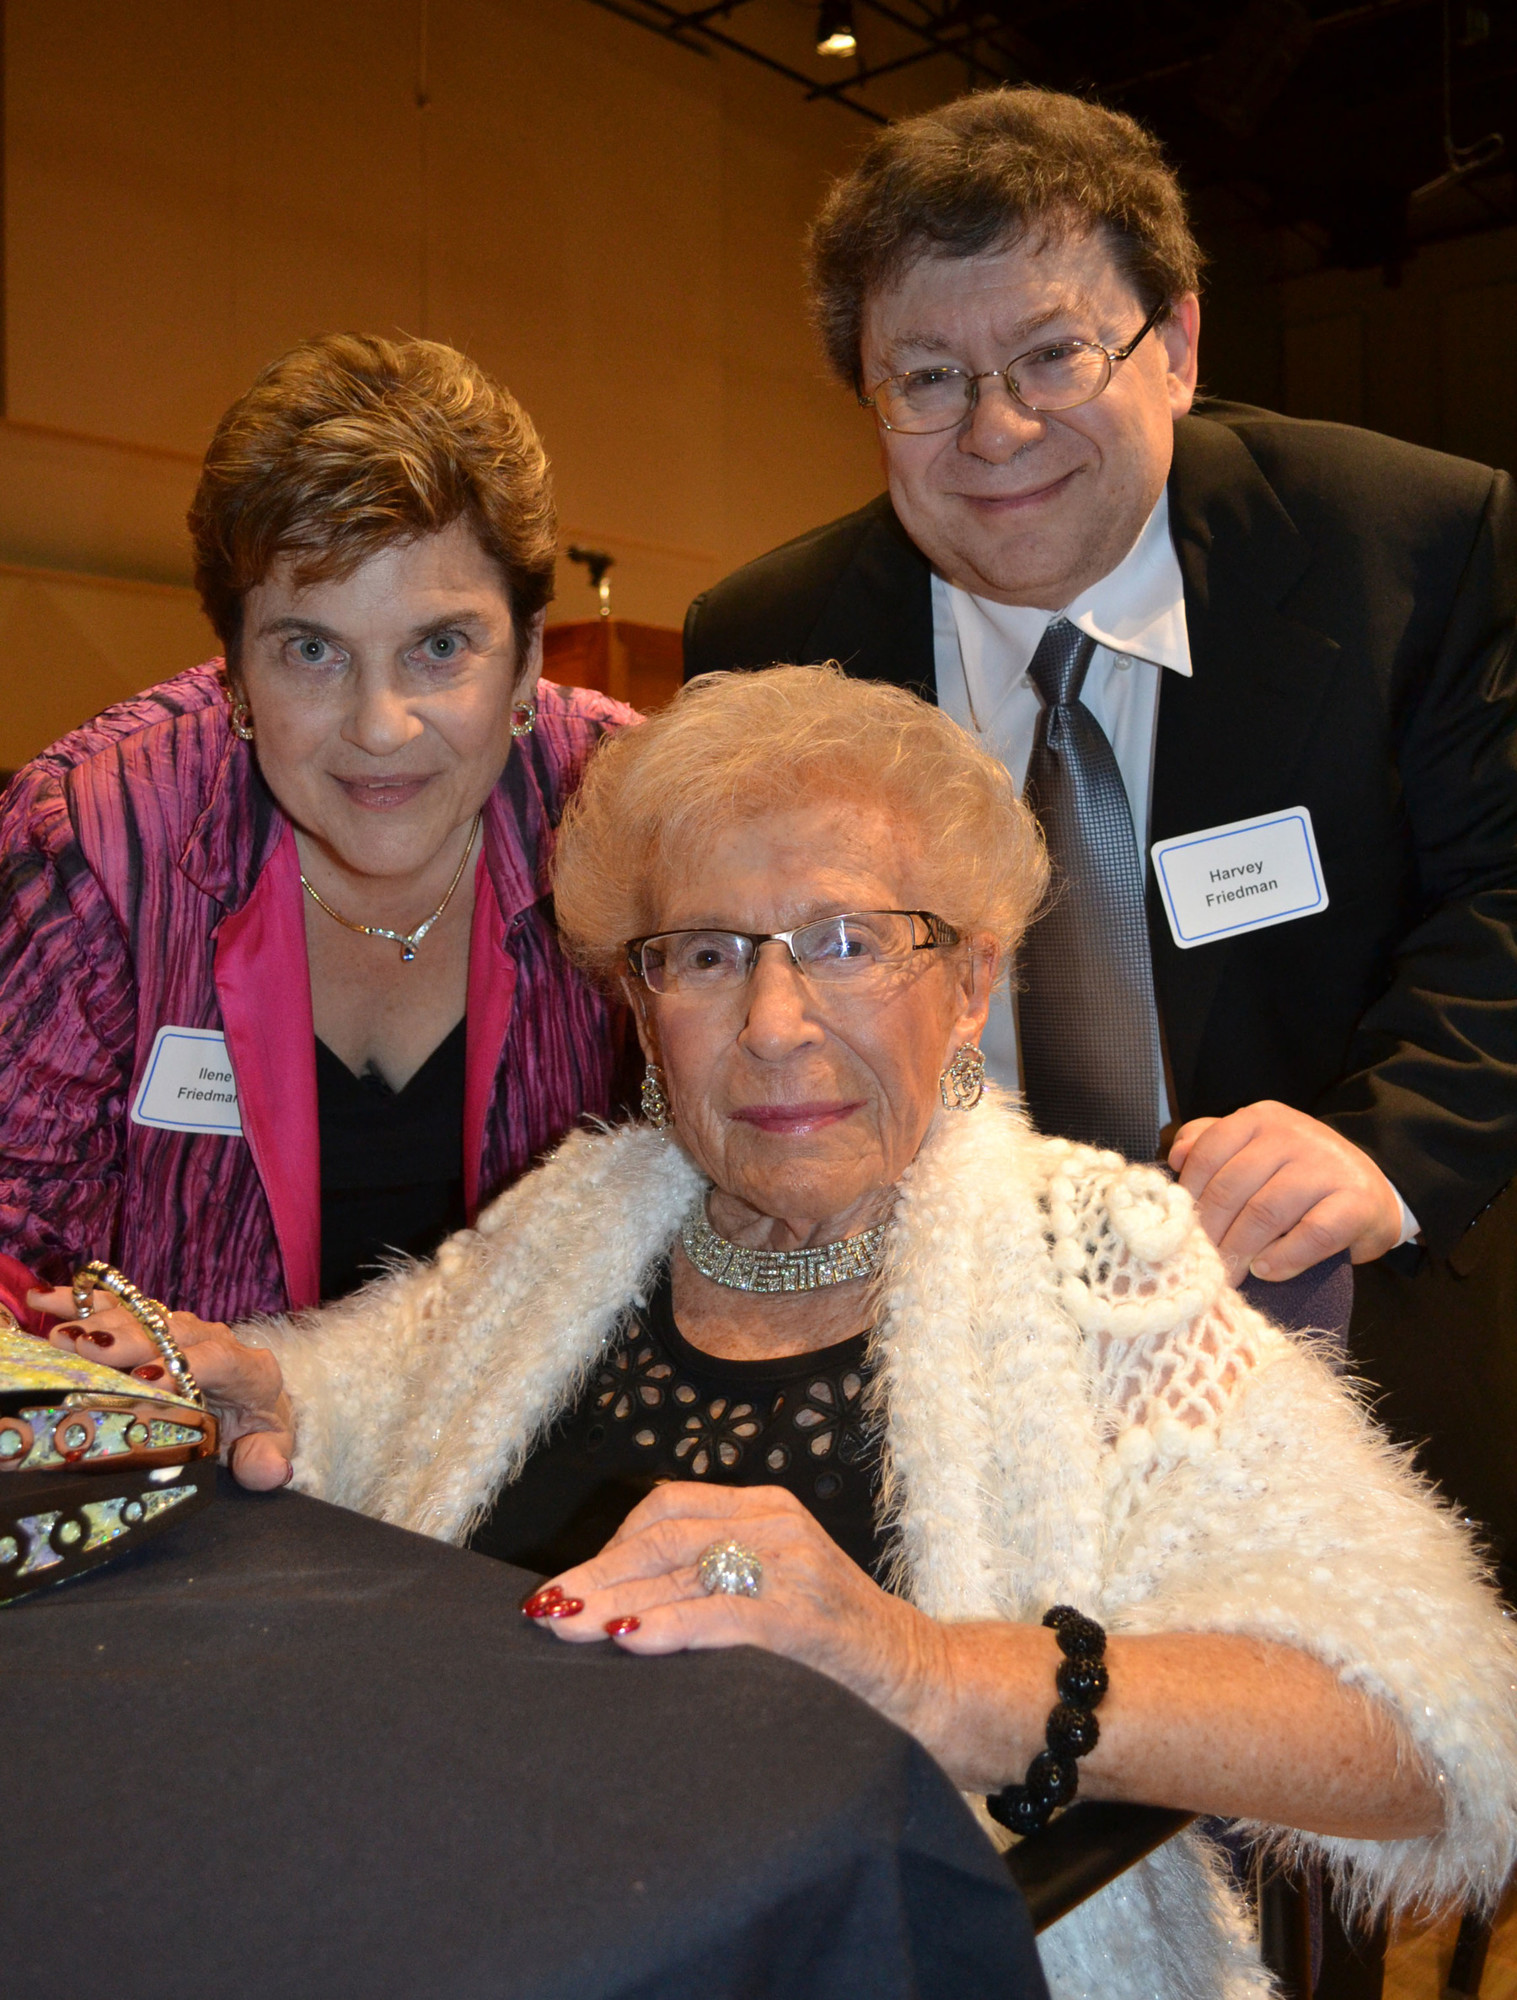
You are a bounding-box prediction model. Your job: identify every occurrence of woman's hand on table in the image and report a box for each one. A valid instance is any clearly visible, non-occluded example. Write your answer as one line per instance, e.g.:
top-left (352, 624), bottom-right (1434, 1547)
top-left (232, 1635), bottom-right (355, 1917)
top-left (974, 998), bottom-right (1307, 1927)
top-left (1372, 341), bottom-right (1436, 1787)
top-left (27, 1287), bottom-right (296, 1490)
top-left (529, 1481), bottom-right (948, 1724)
top-left (523, 1480), bottom-right (1053, 1783)
top-left (527, 1481), bottom-right (1443, 1834)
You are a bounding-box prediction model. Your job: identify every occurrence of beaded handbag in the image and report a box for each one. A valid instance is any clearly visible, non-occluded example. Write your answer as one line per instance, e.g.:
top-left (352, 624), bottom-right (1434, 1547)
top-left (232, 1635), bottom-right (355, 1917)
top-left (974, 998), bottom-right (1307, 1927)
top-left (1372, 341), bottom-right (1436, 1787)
top-left (0, 1274), bottom-right (219, 1605)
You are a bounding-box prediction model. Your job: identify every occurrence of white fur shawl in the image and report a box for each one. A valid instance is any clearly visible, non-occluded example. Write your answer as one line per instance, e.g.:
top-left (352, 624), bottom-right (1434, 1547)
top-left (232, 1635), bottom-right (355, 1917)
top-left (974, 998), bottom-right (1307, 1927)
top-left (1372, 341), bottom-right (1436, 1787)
top-left (252, 1093), bottom-right (1517, 2000)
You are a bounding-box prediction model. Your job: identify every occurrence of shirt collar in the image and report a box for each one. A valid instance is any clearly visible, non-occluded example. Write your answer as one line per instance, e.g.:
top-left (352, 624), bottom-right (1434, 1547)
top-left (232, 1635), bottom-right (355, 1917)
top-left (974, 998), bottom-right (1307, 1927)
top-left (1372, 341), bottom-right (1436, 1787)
top-left (944, 488), bottom-right (1193, 682)
top-left (1064, 488), bottom-right (1191, 677)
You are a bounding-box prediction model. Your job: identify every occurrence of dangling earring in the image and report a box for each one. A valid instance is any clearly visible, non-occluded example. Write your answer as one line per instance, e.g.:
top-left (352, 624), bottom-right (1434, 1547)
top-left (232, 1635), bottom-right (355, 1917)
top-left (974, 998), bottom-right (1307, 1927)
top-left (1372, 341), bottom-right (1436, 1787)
top-left (939, 1043), bottom-right (985, 1111)
top-left (510, 701), bottom-right (537, 738)
top-left (640, 1062), bottom-right (671, 1134)
top-left (229, 697), bottom-right (255, 742)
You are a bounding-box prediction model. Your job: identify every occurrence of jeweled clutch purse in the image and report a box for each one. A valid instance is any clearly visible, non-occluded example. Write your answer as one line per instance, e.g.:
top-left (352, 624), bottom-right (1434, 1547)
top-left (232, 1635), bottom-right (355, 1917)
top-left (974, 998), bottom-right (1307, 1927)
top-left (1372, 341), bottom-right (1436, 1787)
top-left (0, 1287), bottom-right (219, 1605)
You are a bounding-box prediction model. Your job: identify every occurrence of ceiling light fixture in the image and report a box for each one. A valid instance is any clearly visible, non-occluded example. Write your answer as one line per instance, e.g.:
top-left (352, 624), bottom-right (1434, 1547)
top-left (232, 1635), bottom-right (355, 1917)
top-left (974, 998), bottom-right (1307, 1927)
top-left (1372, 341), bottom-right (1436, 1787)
top-left (815, 1), bottom-right (857, 59)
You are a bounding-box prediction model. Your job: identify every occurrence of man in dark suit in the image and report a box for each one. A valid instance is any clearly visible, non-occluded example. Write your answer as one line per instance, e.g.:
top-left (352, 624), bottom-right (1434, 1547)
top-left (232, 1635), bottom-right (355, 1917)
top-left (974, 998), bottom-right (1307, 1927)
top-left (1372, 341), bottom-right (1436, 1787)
top-left (684, 88), bottom-right (1517, 1591)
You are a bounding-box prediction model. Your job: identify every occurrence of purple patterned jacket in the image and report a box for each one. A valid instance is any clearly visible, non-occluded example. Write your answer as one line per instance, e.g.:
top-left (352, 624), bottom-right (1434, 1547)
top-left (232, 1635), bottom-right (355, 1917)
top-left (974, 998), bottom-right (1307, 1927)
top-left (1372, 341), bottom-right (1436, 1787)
top-left (0, 663), bottom-right (636, 1324)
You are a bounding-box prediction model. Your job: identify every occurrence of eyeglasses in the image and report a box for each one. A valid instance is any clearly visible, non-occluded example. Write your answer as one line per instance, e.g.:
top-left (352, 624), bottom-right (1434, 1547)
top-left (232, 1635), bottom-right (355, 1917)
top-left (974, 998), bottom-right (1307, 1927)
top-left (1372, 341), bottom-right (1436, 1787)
top-left (861, 299), bottom-right (1169, 436)
top-left (625, 910), bottom-right (960, 996)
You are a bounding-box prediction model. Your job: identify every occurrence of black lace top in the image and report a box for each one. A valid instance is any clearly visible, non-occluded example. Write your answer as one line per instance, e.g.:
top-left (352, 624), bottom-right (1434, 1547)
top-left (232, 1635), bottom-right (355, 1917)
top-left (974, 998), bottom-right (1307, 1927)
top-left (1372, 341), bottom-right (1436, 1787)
top-left (469, 1263), bottom-right (888, 1580)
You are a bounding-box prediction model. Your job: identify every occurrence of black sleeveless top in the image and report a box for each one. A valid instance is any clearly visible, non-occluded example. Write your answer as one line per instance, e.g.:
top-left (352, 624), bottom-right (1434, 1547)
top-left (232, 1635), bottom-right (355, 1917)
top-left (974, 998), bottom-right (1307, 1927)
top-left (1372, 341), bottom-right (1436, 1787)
top-left (469, 1263), bottom-right (889, 1580)
top-left (315, 1021), bottom-right (468, 1301)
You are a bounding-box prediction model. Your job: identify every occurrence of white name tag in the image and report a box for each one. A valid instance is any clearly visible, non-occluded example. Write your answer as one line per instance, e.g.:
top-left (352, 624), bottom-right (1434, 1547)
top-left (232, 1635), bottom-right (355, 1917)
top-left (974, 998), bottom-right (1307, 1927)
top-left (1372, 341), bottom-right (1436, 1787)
top-left (1151, 807), bottom-right (1328, 950)
top-left (130, 1027), bottom-right (244, 1136)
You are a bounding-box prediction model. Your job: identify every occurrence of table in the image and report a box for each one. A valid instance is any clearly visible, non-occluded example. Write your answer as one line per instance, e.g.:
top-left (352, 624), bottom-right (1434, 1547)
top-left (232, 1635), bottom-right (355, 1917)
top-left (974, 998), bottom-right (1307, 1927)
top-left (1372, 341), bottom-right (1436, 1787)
top-left (3, 1474), bottom-right (1046, 2000)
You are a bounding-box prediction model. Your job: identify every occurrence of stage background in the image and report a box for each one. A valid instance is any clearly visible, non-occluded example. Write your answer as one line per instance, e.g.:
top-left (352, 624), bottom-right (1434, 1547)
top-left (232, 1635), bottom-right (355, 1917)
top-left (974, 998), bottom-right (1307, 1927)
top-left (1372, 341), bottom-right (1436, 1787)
top-left (1, 0), bottom-right (1513, 767)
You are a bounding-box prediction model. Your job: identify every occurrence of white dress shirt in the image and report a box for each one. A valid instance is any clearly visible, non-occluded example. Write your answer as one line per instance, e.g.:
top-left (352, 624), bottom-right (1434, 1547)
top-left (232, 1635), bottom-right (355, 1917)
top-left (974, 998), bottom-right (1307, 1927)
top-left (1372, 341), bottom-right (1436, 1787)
top-left (932, 489), bottom-right (1418, 1243)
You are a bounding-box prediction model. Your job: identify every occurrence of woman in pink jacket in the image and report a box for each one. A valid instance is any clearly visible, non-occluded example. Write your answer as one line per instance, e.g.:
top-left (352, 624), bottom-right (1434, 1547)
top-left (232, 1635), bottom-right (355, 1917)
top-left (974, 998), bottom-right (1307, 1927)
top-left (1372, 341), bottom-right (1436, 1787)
top-left (0, 333), bottom-right (634, 1325)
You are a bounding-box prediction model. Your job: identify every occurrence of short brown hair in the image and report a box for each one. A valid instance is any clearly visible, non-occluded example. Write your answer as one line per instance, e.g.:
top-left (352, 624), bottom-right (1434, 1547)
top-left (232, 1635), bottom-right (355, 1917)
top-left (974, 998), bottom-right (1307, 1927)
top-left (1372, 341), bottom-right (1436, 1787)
top-left (552, 663), bottom-right (1047, 983)
top-left (808, 87), bottom-right (1203, 391)
top-left (189, 332), bottom-right (556, 663)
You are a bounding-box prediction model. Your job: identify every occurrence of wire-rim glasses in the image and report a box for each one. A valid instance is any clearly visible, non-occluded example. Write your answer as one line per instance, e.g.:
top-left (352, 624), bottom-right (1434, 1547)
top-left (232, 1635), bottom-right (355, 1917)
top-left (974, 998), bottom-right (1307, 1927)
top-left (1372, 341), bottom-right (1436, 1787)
top-left (625, 910), bottom-right (961, 996)
top-left (860, 299), bottom-right (1169, 435)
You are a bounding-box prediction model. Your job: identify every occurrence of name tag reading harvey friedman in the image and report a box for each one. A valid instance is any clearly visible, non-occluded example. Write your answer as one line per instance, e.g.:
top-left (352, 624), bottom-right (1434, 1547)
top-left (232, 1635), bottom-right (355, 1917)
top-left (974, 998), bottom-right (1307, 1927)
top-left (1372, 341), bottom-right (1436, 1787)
top-left (129, 1026), bottom-right (244, 1136)
top-left (1151, 807), bottom-right (1328, 950)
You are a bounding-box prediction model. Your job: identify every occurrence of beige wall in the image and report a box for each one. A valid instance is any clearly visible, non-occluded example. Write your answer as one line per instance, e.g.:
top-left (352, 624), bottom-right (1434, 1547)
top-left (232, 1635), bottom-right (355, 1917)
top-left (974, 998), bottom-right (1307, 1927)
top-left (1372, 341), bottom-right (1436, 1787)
top-left (3, 0), bottom-right (889, 762)
top-left (0, 561), bottom-right (211, 769)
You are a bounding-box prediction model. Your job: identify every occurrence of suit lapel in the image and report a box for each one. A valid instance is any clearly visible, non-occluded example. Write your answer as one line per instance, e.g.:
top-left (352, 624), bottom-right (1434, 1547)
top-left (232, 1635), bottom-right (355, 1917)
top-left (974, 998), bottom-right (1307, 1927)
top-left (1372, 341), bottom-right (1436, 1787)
top-left (803, 495), bottom-right (938, 700)
top-left (1152, 413), bottom-right (1343, 1112)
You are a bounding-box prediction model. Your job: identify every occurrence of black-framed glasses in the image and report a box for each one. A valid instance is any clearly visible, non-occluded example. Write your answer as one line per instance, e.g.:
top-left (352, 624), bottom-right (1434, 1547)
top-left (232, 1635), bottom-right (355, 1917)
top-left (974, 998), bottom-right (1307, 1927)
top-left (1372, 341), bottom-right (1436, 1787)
top-left (861, 299), bottom-right (1169, 435)
top-left (625, 910), bottom-right (960, 996)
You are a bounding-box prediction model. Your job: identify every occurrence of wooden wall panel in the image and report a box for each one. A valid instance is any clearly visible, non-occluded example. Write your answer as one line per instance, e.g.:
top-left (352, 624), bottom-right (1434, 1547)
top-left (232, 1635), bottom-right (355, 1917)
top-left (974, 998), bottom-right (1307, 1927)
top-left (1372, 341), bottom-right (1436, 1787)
top-left (542, 618), bottom-right (682, 717)
top-left (0, 563), bottom-right (213, 770)
top-left (1280, 225), bottom-right (1517, 471)
top-left (2, 0), bottom-right (882, 639)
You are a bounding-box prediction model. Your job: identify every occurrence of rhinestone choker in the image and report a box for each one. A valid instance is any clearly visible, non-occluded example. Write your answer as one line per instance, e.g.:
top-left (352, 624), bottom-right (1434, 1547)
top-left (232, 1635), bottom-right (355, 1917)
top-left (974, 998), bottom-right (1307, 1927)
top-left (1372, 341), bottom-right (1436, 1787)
top-left (680, 1203), bottom-right (887, 1294)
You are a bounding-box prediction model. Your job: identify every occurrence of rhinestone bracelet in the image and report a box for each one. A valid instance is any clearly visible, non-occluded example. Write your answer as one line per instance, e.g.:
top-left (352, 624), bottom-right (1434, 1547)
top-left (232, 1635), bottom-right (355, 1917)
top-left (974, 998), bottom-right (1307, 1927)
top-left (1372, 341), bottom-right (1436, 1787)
top-left (986, 1604), bottom-right (1109, 1836)
top-left (71, 1260), bottom-right (203, 1407)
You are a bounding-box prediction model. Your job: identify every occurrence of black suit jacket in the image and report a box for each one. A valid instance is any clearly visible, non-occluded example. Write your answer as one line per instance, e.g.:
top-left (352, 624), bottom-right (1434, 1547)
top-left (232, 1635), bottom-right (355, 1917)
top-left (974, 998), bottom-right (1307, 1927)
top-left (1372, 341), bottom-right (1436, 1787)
top-left (685, 402), bottom-right (1517, 1578)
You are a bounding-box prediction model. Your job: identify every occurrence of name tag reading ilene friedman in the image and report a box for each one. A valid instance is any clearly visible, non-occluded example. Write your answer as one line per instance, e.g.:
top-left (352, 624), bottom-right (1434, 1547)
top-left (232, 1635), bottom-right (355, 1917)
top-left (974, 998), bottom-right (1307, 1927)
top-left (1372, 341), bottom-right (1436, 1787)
top-left (1151, 807), bottom-right (1328, 950)
top-left (130, 1026), bottom-right (244, 1136)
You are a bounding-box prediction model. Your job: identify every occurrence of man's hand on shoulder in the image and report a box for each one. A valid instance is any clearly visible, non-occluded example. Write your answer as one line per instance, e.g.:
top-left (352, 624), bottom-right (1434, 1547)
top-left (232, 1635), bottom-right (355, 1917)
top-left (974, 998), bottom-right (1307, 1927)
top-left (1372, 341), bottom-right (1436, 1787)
top-left (1168, 1101), bottom-right (1406, 1285)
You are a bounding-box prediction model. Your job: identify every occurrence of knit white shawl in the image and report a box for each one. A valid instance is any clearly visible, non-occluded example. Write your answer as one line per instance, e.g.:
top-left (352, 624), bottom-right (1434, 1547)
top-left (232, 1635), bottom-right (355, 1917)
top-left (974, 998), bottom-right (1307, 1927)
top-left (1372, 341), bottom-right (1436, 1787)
top-left (255, 1093), bottom-right (1517, 2000)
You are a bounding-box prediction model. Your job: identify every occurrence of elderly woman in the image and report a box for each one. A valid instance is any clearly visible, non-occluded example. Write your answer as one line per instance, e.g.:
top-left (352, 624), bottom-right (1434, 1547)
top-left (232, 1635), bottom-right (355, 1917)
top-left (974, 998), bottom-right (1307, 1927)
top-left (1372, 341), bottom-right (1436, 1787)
top-left (1, 333), bottom-right (631, 1324)
top-left (51, 668), bottom-right (1517, 2000)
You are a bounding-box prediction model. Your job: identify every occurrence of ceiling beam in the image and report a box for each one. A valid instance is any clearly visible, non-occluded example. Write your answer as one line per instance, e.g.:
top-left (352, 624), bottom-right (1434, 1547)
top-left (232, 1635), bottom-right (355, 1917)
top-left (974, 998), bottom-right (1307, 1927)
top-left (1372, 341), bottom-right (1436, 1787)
top-left (582, 0), bottom-right (890, 120)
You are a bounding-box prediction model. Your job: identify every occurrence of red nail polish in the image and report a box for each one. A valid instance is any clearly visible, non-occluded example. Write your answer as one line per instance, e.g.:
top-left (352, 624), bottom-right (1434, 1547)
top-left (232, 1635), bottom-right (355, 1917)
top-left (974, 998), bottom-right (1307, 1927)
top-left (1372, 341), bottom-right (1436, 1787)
top-left (522, 1584), bottom-right (566, 1617)
top-left (540, 1597), bottom-right (585, 1619)
top-left (605, 1615), bottom-right (640, 1637)
top-left (281, 1461), bottom-right (294, 1487)
top-left (79, 1329), bottom-right (115, 1348)
top-left (132, 1364), bottom-right (165, 1381)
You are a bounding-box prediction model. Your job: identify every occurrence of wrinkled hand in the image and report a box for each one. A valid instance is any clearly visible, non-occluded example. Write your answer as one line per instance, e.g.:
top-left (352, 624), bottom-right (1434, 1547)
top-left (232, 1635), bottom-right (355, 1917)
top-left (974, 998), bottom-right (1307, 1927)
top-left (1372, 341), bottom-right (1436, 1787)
top-left (28, 1286), bottom-right (295, 1490)
top-left (1168, 1101), bottom-right (1405, 1285)
top-left (532, 1482), bottom-right (949, 1736)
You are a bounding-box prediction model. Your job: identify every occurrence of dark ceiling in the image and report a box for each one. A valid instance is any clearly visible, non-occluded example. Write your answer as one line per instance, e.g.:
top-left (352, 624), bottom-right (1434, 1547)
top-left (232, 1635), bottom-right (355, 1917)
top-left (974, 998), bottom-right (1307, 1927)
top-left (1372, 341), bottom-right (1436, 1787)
top-left (587, 0), bottom-right (1515, 278)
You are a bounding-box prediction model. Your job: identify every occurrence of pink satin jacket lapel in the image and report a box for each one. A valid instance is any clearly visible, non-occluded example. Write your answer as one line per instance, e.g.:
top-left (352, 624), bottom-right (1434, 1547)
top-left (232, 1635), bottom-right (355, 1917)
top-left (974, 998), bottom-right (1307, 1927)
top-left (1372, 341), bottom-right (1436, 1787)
top-left (213, 826), bottom-right (322, 1310)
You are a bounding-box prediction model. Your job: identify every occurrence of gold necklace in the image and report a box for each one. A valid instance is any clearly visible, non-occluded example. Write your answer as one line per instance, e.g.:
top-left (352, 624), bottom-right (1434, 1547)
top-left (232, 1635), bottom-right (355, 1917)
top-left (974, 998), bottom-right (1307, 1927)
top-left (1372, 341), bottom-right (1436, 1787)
top-left (299, 814), bottom-right (481, 962)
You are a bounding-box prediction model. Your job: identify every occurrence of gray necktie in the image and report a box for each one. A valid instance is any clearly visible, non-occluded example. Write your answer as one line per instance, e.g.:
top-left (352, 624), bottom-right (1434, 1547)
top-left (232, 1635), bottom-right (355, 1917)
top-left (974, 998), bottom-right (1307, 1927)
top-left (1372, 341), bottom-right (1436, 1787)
top-left (1016, 619), bottom-right (1162, 1160)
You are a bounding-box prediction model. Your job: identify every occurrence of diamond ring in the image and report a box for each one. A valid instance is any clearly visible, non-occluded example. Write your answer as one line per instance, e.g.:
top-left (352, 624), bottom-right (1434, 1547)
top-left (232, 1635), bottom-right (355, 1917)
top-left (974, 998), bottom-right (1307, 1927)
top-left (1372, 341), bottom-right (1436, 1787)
top-left (696, 1538), bottom-right (764, 1597)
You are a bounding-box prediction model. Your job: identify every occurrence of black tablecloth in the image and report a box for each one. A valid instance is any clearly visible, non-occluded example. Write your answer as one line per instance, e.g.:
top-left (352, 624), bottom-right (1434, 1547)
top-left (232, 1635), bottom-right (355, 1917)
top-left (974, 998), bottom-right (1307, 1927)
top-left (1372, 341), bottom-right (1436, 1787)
top-left (3, 1475), bottom-right (1046, 2000)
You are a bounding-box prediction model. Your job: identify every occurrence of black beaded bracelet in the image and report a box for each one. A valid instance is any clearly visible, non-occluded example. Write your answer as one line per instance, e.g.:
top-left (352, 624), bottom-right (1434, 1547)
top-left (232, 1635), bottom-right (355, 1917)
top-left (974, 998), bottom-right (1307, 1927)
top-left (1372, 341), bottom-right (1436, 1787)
top-left (986, 1604), bottom-right (1109, 1836)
